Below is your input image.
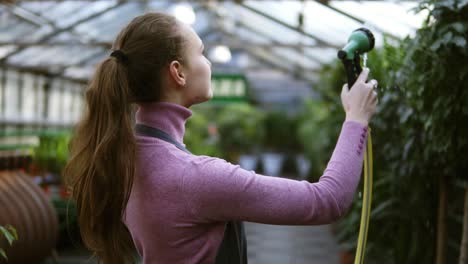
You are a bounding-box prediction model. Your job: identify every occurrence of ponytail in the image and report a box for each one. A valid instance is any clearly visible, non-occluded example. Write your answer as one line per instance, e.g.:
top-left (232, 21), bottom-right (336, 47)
top-left (64, 57), bottom-right (136, 264)
top-left (64, 12), bottom-right (187, 263)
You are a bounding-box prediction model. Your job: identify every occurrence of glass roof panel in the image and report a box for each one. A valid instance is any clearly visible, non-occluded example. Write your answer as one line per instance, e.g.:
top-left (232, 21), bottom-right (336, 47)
top-left (0, 45), bottom-right (16, 59)
top-left (219, 23), bottom-right (319, 70)
top-left (48, 31), bottom-right (82, 43)
top-left (271, 47), bottom-right (321, 69)
top-left (0, 11), bottom-right (20, 31)
top-left (303, 1), bottom-right (363, 46)
top-left (304, 47), bottom-right (340, 64)
top-left (244, 1), bottom-right (341, 47)
top-left (21, 24), bottom-right (54, 42)
top-left (248, 45), bottom-right (295, 71)
top-left (330, 1), bottom-right (426, 38)
top-left (1, 0), bottom-right (426, 83)
top-left (8, 45), bottom-right (103, 67)
top-left (145, 0), bottom-right (171, 11)
top-left (19, 1), bottom-right (62, 16)
top-left (55, 1), bottom-right (118, 29)
top-left (223, 2), bottom-right (317, 46)
top-left (8, 46), bottom-right (56, 66)
top-left (234, 27), bottom-right (271, 44)
top-left (34, 1), bottom-right (85, 22)
top-left (74, 2), bottom-right (143, 42)
top-left (191, 8), bottom-right (213, 35)
top-left (63, 65), bottom-right (94, 81)
top-left (0, 15), bottom-right (37, 42)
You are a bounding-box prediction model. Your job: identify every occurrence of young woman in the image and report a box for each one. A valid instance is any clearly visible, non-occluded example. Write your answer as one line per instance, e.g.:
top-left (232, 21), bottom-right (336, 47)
top-left (64, 12), bottom-right (378, 264)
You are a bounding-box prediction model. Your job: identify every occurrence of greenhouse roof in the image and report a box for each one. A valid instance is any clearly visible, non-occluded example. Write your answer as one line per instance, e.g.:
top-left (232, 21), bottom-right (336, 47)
top-left (0, 0), bottom-right (427, 84)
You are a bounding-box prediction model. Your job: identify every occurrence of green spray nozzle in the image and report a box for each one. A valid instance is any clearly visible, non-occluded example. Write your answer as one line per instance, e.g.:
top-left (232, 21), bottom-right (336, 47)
top-left (337, 28), bottom-right (375, 60)
top-left (337, 27), bottom-right (375, 88)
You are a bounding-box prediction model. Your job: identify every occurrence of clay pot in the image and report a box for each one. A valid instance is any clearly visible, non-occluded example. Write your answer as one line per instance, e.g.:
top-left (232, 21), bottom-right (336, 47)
top-left (0, 170), bottom-right (58, 264)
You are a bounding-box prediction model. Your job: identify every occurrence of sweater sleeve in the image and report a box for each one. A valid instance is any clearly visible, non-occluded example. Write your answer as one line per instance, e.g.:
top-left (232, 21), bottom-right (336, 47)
top-left (181, 120), bottom-right (368, 225)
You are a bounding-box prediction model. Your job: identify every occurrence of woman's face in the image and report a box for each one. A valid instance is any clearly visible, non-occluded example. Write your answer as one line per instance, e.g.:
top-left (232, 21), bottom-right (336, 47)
top-left (179, 23), bottom-right (212, 106)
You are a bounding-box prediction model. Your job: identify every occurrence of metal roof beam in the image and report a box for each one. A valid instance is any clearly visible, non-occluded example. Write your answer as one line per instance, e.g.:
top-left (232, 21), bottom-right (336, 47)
top-left (313, 0), bottom-right (400, 40)
top-left (2, 2), bottom-right (101, 47)
top-left (0, 41), bottom-right (325, 49)
top-left (2, 3), bottom-right (49, 26)
top-left (200, 3), bottom-right (325, 71)
top-left (0, 0), bottom-right (128, 63)
top-left (232, 20), bottom-right (327, 64)
top-left (218, 27), bottom-right (318, 84)
top-left (236, 2), bottom-right (340, 49)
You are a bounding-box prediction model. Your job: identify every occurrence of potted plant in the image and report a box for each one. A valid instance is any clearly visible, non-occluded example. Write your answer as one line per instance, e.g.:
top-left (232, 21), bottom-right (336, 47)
top-left (185, 105), bottom-right (223, 157)
top-left (217, 103), bottom-right (265, 165)
top-left (32, 132), bottom-right (70, 184)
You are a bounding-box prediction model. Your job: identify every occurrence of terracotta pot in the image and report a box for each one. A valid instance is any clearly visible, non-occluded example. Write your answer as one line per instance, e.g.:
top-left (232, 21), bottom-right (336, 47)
top-left (0, 170), bottom-right (58, 264)
top-left (340, 250), bottom-right (354, 264)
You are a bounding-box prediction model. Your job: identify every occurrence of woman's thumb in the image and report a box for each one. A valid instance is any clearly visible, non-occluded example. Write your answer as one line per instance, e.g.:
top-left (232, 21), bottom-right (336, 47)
top-left (341, 83), bottom-right (350, 111)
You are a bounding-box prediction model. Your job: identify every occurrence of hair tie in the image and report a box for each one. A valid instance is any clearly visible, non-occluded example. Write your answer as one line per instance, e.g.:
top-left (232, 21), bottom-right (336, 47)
top-left (110, 50), bottom-right (129, 64)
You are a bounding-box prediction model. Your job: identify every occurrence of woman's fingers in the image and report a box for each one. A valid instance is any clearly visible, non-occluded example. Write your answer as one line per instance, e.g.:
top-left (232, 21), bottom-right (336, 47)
top-left (357, 68), bottom-right (370, 83)
top-left (371, 91), bottom-right (378, 102)
top-left (368, 79), bottom-right (378, 89)
top-left (341, 71), bottom-right (379, 124)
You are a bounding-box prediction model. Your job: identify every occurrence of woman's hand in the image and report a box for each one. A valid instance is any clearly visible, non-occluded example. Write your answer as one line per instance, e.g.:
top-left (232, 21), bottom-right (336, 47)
top-left (341, 68), bottom-right (378, 126)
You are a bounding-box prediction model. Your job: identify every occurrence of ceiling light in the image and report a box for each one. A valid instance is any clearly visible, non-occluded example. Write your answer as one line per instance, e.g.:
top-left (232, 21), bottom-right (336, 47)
top-left (209, 45), bottom-right (232, 64)
top-left (171, 2), bottom-right (196, 25)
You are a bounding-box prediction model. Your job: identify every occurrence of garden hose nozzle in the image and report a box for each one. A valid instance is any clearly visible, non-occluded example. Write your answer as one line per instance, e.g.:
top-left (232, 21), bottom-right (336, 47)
top-left (338, 28), bottom-right (375, 264)
top-left (337, 28), bottom-right (375, 88)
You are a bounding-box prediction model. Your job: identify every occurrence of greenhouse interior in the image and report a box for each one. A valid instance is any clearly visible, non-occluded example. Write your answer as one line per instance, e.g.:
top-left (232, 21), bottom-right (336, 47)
top-left (0, 0), bottom-right (467, 264)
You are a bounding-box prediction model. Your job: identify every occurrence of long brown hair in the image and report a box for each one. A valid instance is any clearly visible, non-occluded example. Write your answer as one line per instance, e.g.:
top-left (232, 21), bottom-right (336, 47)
top-left (64, 12), bottom-right (186, 264)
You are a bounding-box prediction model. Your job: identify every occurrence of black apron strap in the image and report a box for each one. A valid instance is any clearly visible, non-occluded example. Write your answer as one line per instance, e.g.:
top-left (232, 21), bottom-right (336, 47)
top-left (134, 123), bottom-right (248, 264)
top-left (135, 124), bottom-right (190, 153)
top-left (215, 221), bottom-right (248, 264)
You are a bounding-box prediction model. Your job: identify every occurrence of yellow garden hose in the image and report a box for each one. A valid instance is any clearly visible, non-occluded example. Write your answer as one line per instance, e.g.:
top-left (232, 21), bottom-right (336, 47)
top-left (337, 27), bottom-right (376, 264)
top-left (354, 127), bottom-right (373, 264)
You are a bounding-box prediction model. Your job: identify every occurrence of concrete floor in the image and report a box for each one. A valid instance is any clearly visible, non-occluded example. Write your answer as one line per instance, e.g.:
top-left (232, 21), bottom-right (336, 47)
top-left (245, 222), bottom-right (340, 264)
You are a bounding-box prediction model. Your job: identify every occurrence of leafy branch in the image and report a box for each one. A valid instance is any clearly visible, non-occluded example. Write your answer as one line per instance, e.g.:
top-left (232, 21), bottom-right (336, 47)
top-left (0, 225), bottom-right (18, 260)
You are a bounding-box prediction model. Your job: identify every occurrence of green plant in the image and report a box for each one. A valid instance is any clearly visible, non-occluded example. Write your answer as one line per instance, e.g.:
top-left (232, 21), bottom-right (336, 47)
top-left (33, 132), bottom-right (71, 176)
top-left (263, 111), bottom-right (298, 152)
top-left (0, 225), bottom-right (18, 260)
top-left (51, 197), bottom-right (81, 250)
top-left (315, 0), bottom-right (468, 263)
top-left (296, 99), bottom-right (335, 180)
top-left (217, 103), bottom-right (265, 161)
top-left (393, 1), bottom-right (468, 262)
top-left (185, 106), bottom-right (223, 157)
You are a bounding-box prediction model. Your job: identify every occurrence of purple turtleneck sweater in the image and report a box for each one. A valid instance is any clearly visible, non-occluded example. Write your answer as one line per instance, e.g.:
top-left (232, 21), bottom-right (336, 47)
top-left (123, 102), bottom-right (368, 264)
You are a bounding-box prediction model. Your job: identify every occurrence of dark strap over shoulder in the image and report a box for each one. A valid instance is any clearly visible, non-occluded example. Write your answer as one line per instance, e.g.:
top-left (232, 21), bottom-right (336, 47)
top-left (215, 221), bottom-right (248, 264)
top-left (134, 123), bottom-right (248, 264)
top-left (135, 123), bottom-right (190, 153)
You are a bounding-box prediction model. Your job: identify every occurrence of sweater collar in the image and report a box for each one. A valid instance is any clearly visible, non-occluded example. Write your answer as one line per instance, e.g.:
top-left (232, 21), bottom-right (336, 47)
top-left (135, 102), bottom-right (192, 144)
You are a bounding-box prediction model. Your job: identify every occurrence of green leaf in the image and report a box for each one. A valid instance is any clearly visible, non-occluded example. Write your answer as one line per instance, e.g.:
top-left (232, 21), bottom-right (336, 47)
top-left (430, 40), bottom-right (442, 51)
top-left (6, 225), bottom-right (18, 241)
top-left (0, 226), bottom-right (17, 245)
top-left (0, 248), bottom-right (6, 260)
top-left (453, 36), bottom-right (467, 48)
top-left (450, 22), bottom-right (466, 34)
top-left (435, 0), bottom-right (457, 11)
top-left (371, 199), bottom-right (394, 218)
top-left (458, 0), bottom-right (468, 9)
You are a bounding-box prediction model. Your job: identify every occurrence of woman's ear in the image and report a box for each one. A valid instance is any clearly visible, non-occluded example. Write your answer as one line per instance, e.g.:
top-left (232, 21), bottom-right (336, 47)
top-left (169, 60), bottom-right (186, 87)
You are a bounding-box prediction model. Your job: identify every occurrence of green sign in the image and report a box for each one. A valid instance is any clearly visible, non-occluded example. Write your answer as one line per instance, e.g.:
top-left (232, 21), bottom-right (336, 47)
top-left (210, 74), bottom-right (248, 103)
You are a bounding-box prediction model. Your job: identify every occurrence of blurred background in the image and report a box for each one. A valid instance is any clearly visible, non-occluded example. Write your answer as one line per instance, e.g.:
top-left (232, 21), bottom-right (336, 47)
top-left (0, 0), bottom-right (467, 264)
